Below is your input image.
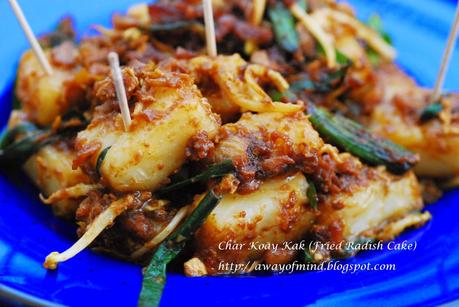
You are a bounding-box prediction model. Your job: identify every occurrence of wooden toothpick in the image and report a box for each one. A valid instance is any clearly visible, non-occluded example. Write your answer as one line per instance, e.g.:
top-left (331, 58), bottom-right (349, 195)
top-left (7, 0), bottom-right (53, 75)
top-left (431, 4), bottom-right (459, 103)
top-left (203, 0), bottom-right (217, 56)
top-left (108, 52), bottom-right (132, 131)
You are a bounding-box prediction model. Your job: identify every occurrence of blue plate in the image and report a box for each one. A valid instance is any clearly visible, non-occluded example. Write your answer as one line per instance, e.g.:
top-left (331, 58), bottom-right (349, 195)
top-left (0, 1), bottom-right (459, 306)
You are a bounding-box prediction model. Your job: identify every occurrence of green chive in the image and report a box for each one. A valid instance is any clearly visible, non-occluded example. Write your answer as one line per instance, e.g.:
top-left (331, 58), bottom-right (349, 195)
top-left (142, 21), bottom-right (197, 33)
top-left (420, 102), bottom-right (442, 122)
top-left (307, 102), bottom-right (418, 174)
top-left (138, 190), bottom-right (222, 307)
top-left (0, 131), bottom-right (55, 164)
top-left (157, 160), bottom-right (234, 194)
top-left (95, 146), bottom-right (112, 178)
top-left (269, 2), bottom-right (299, 53)
top-left (304, 249), bottom-right (314, 263)
top-left (366, 14), bottom-right (393, 66)
top-left (0, 122), bottom-right (38, 149)
top-left (0, 114), bottom-right (87, 165)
